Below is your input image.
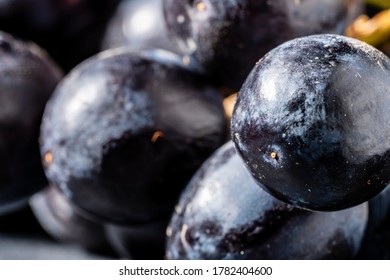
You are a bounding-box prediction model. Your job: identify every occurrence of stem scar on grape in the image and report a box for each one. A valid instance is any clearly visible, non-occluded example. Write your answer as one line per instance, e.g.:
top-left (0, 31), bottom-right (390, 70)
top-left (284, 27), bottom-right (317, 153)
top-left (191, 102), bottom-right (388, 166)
top-left (44, 151), bottom-right (53, 166)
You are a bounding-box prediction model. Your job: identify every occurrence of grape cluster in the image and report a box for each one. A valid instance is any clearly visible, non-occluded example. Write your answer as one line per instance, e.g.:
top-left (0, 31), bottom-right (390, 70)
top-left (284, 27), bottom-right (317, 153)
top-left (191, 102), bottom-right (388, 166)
top-left (1, 0), bottom-right (390, 260)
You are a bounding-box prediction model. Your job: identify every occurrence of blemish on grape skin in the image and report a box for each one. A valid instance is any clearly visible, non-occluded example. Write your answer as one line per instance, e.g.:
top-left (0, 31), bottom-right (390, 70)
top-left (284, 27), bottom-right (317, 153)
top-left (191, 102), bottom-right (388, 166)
top-left (151, 131), bottom-right (164, 143)
top-left (44, 151), bottom-right (53, 165)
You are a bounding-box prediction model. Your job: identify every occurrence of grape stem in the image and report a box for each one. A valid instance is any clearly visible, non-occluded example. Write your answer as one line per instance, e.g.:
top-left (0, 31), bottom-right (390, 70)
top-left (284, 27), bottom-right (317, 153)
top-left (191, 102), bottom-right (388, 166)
top-left (346, 9), bottom-right (390, 47)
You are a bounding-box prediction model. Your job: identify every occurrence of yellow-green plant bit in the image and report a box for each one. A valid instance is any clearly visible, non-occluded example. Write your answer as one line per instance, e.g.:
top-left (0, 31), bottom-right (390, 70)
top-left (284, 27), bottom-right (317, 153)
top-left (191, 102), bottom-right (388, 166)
top-left (366, 0), bottom-right (390, 10)
top-left (346, 9), bottom-right (390, 47)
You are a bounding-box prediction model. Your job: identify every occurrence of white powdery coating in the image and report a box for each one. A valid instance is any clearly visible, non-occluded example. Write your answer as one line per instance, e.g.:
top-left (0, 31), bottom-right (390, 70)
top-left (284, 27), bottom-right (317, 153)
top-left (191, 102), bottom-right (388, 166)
top-left (168, 142), bottom-right (368, 259)
top-left (235, 34), bottom-right (390, 163)
top-left (41, 62), bottom-right (154, 183)
top-left (176, 143), bottom-right (281, 259)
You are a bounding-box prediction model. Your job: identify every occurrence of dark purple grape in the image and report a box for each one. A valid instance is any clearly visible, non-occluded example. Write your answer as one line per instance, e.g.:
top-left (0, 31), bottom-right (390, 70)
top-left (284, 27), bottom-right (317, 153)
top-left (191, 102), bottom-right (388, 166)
top-left (166, 141), bottom-right (368, 259)
top-left (0, 31), bottom-right (62, 215)
top-left (102, 0), bottom-right (179, 54)
top-left (105, 219), bottom-right (168, 260)
top-left (163, 0), bottom-right (363, 90)
top-left (356, 185), bottom-right (390, 259)
top-left (40, 48), bottom-right (227, 225)
top-left (0, 0), bottom-right (120, 71)
top-left (29, 185), bottom-right (112, 254)
top-left (232, 34), bottom-right (390, 211)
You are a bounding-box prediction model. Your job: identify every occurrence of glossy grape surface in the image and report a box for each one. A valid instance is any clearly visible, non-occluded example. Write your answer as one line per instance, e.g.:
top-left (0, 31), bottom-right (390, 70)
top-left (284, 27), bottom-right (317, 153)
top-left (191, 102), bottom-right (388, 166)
top-left (232, 34), bottom-right (390, 211)
top-left (356, 185), bottom-right (390, 259)
top-left (40, 48), bottom-right (227, 224)
top-left (163, 0), bottom-right (363, 90)
top-left (0, 31), bottom-right (62, 214)
top-left (166, 142), bottom-right (368, 259)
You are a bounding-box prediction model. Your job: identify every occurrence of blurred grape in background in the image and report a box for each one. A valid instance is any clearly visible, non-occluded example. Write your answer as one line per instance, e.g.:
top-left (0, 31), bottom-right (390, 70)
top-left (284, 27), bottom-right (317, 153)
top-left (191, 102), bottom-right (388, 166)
top-left (0, 0), bottom-right (120, 71)
top-left (102, 0), bottom-right (180, 53)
